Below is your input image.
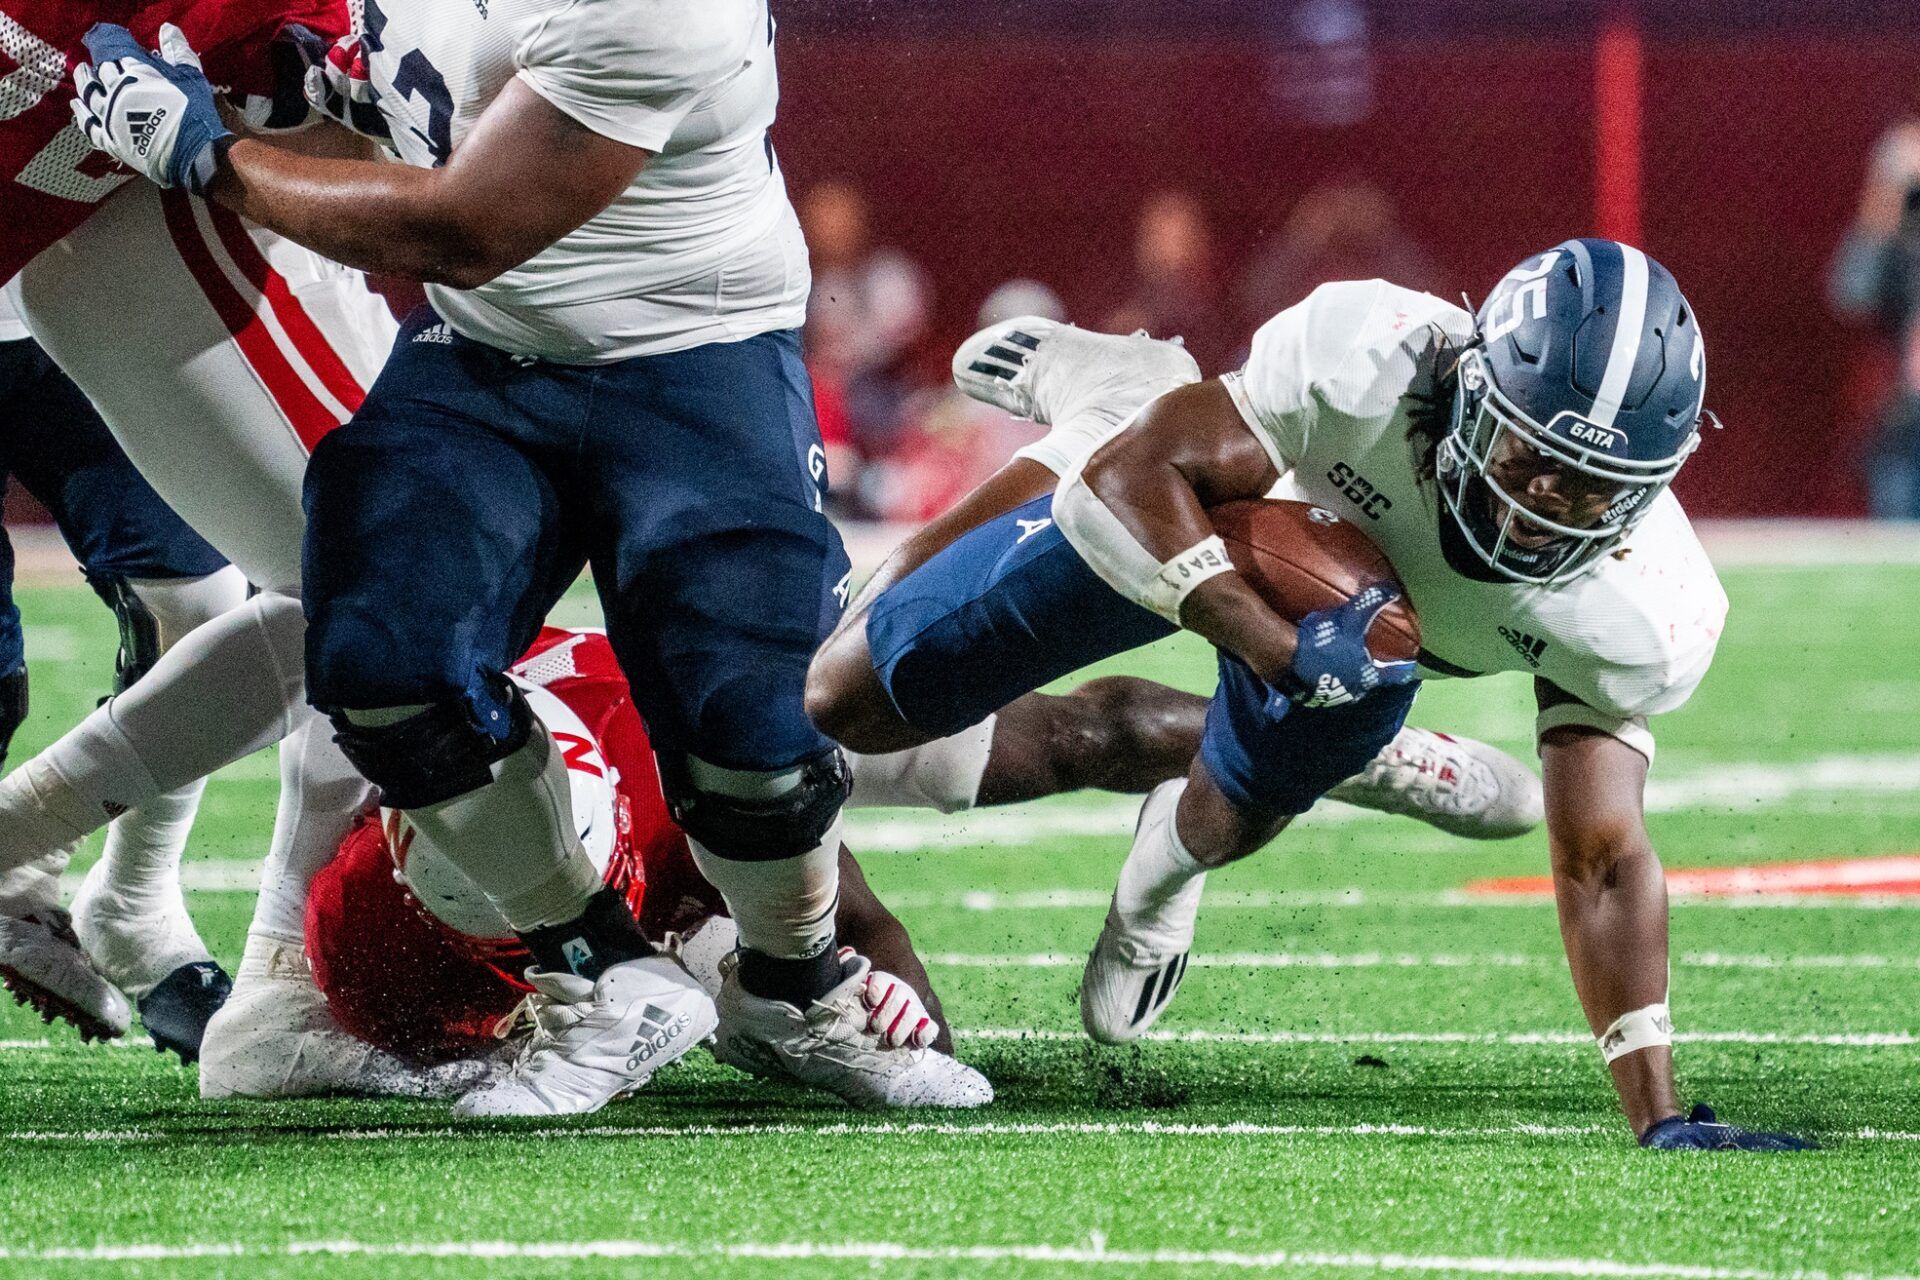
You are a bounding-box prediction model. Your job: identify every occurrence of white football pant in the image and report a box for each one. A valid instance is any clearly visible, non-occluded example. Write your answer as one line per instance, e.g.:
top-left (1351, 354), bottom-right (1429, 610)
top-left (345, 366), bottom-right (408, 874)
top-left (8, 182), bottom-right (396, 941)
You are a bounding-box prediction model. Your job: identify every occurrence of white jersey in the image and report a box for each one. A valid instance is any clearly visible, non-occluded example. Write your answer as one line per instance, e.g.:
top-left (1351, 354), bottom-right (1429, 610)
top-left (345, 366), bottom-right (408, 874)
top-left (364, 0), bottom-right (808, 362)
top-left (1221, 279), bottom-right (1727, 761)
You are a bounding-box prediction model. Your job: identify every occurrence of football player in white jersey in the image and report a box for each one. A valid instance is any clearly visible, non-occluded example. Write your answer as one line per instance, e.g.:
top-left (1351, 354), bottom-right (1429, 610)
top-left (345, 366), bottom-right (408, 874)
top-left (808, 240), bottom-right (1808, 1151)
top-left (69, 2), bottom-right (983, 1115)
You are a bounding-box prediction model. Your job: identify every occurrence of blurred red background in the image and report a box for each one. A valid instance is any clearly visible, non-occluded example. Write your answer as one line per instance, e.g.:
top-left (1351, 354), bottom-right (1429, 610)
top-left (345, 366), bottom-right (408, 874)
top-left (768, 27), bottom-right (1920, 518)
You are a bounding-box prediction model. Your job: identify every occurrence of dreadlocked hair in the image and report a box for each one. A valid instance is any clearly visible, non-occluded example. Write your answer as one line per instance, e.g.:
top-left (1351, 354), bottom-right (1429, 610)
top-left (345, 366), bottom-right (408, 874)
top-left (1405, 323), bottom-right (1476, 485)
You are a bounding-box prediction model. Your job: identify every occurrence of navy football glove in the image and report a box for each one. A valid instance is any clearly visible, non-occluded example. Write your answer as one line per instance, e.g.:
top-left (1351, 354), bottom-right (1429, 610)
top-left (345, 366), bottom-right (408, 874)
top-left (1267, 583), bottom-right (1419, 713)
top-left (1640, 1104), bottom-right (1816, 1151)
top-left (72, 23), bottom-right (233, 194)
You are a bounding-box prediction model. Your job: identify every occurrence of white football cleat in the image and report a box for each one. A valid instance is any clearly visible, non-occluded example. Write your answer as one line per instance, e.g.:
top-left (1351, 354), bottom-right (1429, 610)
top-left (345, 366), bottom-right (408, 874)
top-left (70, 857), bottom-right (215, 999)
top-left (0, 902), bottom-right (131, 1042)
top-left (952, 316), bottom-right (1201, 427)
top-left (712, 951), bottom-right (992, 1109)
top-left (1327, 726), bottom-right (1544, 840)
top-left (200, 935), bottom-right (487, 1100)
top-left (452, 953), bottom-right (716, 1118)
top-left (1080, 909), bottom-right (1195, 1046)
top-left (1080, 780), bottom-right (1205, 1045)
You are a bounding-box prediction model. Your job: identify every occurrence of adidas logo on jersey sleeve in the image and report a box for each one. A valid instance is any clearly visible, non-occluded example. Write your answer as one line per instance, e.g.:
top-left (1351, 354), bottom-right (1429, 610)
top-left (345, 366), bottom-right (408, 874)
top-left (1497, 627), bottom-right (1548, 668)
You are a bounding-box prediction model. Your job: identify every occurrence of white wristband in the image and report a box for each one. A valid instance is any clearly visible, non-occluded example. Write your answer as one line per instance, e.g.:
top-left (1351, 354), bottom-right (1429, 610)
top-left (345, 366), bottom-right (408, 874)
top-left (1140, 535), bottom-right (1234, 622)
top-left (1597, 1002), bottom-right (1673, 1064)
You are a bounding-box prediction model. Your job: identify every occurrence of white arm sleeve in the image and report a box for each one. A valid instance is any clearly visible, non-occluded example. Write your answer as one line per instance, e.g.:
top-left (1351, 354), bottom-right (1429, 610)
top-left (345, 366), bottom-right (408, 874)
top-left (514, 0), bottom-right (746, 151)
top-left (1051, 456), bottom-right (1180, 616)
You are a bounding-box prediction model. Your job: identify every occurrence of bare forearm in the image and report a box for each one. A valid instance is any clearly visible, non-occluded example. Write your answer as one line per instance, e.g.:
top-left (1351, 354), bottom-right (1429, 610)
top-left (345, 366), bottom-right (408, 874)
top-left (1552, 835), bottom-right (1679, 1135)
top-left (206, 139), bottom-right (495, 285)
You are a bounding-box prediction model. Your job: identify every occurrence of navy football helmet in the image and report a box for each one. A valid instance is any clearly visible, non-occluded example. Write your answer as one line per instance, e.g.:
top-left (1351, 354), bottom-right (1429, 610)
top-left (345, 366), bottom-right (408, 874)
top-left (1438, 238), bottom-right (1714, 585)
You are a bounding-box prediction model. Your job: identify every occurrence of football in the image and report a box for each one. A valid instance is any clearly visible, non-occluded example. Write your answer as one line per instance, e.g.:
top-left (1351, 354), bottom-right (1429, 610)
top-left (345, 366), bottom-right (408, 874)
top-left (1208, 498), bottom-right (1421, 663)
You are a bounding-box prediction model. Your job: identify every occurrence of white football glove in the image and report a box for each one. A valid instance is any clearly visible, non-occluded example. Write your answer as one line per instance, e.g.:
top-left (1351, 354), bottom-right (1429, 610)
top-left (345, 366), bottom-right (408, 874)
top-left (71, 22), bottom-right (234, 193)
top-left (848, 949), bottom-right (939, 1050)
top-left (303, 32), bottom-right (391, 141)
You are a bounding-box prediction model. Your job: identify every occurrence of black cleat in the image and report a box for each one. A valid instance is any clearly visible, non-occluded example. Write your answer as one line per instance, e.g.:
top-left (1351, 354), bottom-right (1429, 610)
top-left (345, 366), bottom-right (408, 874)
top-left (137, 961), bottom-right (233, 1063)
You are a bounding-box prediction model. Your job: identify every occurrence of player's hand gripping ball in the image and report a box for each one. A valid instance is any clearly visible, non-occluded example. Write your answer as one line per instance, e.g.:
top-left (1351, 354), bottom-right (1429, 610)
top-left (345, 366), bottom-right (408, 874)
top-left (1270, 583), bottom-right (1420, 712)
top-left (71, 23), bottom-right (233, 194)
top-left (303, 31), bottom-right (392, 141)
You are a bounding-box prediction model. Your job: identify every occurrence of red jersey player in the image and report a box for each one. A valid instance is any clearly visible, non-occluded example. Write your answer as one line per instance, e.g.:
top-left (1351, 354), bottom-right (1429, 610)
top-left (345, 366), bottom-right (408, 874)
top-left (0, 0), bottom-right (345, 280)
top-left (273, 626), bottom-right (951, 1096)
top-left (0, 0), bottom-right (398, 1046)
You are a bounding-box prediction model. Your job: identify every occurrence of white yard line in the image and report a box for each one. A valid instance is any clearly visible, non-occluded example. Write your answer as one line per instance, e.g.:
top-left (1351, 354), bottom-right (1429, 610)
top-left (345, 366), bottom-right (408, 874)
top-left (897, 888), bottom-right (1920, 911)
top-left (836, 750), bottom-right (1920, 854)
top-left (71, 749), bottom-right (1920, 898)
top-left (925, 951), bottom-right (1920, 971)
top-left (962, 1028), bottom-right (1920, 1048)
top-left (84, 867), bottom-right (1920, 910)
top-left (3, 1120), bottom-right (1918, 1146)
top-left (0, 1237), bottom-right (1915, 1278)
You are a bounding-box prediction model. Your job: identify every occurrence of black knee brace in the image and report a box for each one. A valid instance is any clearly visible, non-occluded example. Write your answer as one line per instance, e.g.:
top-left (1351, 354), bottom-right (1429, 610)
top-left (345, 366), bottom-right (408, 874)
top-left (658, 746), bottom-right (851, 861)
top-left (327, 677), bottom-right (534, 810)
top-left (88, 575), bottom-right (162, 696)
top-left (0, 666), bottom-right (26, 767)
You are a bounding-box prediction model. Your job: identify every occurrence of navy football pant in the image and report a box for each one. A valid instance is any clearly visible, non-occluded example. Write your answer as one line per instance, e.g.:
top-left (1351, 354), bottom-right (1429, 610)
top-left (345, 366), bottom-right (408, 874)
top-left (303, 311), bottom-right (847, 773)
top-left (0, 336), bottom-right (229, 677)
top-left (867, 495), bottom-right (1417, 823)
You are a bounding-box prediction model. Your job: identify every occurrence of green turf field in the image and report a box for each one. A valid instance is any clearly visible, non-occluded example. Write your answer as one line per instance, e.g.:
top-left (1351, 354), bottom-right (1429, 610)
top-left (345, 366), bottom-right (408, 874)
top-left (3, 563), bottom-right (1918, 1279)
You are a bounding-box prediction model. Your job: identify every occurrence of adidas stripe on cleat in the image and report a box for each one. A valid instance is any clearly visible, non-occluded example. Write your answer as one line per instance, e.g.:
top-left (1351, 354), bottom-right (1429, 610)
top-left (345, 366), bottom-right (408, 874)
top-left (453, 954), bottom-right (716, 1117)
top-left (966, 329), bottom-right (1043, 382)
top-left (1129, 952), bottom-right (1190, 1029)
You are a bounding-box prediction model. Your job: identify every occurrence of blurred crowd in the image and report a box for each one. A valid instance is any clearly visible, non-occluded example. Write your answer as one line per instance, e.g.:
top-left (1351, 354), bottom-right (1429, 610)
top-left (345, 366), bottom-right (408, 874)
top-left (1830, 120), bottom-right (1920, 520)
top-left (799, 177), bottom-right (1442, 521)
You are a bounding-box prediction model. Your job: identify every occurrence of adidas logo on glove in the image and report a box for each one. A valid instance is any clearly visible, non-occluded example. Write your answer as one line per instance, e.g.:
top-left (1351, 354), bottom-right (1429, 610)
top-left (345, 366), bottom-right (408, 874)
top-left (126, 107), bottom-right (169, 157)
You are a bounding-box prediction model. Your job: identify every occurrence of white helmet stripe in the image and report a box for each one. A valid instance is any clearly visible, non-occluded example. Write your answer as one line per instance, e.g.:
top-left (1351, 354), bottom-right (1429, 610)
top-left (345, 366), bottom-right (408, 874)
top-left (1588, 243), bottom-right (1649, 429)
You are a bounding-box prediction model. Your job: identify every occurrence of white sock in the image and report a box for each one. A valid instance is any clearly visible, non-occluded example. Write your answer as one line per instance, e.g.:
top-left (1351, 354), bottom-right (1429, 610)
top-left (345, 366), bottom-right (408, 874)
top-left (248, 706), bottom-right (375, 944)
top-left (845, 716), bottom-right (995, 814)
top-left (0, 846), bottom-right (75, 913)
top-left (1113, 779), bottom-right (1206, 941)
top-left (689, 815), bottom-right (842, 960)
top-left (400, 723), bottom-right (599, 933)
top-left (0, 591), bottom-right (307, 873)
top-left (91, 569), bottom-right (250, 911)
top-left (96, 780), bottom-right (205, 917)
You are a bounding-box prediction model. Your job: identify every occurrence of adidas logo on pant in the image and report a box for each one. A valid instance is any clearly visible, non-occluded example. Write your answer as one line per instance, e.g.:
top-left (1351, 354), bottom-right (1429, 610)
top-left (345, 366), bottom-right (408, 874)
top-left (412, 322), bottom-right (455, 345)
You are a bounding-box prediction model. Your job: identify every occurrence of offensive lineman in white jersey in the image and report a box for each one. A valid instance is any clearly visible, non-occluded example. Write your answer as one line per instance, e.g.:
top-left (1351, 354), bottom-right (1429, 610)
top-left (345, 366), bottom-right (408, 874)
top-left (808, 239), bottom-right (1808, 1150)
top-left (71, 1), bottom-right (985, 1114)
